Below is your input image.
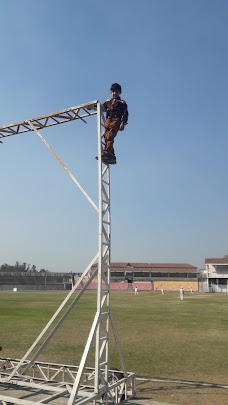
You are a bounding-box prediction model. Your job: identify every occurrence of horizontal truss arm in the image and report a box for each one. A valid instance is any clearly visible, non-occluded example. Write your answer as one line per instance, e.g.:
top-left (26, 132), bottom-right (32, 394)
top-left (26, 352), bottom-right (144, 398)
top-left (0, 101), bottom-right (99, 138)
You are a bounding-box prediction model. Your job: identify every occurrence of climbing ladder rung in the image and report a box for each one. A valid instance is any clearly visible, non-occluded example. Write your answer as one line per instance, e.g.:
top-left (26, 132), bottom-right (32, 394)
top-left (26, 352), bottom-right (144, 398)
top-left (100, 336), bottom-right (108, 341)
top-left (103, 220), bottom-right (110, 225)
top-left (99, 361), bottom-right (108, 367)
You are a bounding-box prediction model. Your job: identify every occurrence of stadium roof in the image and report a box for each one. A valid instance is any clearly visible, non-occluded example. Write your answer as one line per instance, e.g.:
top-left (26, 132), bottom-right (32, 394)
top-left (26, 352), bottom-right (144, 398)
top-left (92, 262), bottom-right (197, 273)
top-left (205, 257), bottom-right (228, 264)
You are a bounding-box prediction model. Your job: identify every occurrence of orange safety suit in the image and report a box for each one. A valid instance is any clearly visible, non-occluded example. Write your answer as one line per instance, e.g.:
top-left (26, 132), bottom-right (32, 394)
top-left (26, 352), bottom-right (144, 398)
top-left (102, 97), bottom-right (128, 156)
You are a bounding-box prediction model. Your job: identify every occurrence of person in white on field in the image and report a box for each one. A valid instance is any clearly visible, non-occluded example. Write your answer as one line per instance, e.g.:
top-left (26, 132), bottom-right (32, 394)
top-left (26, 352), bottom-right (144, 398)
top-left (134, 286), bottom-right (139, 295)
top-left (180, 287), bottom-right (184, 301)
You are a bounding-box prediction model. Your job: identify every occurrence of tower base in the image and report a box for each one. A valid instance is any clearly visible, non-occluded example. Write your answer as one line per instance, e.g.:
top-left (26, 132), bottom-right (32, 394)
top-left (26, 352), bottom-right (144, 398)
top-left (0, 357), bottom-right (136, 405)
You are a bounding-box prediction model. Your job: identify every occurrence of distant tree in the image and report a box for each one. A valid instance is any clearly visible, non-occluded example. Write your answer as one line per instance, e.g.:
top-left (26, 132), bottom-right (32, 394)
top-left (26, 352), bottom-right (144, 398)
top-left (0, 263), bottom-right (11, 272)
top-left (21, 262), bottom-right (27, 272)
top-left (0, 262), bottom-right (50, 273)
top-left (39, 268), bottom-right (50, 273)
top-left (15, 261), bottom-right (20, 271)
top-left (31, 265), bottom-right (37, 273)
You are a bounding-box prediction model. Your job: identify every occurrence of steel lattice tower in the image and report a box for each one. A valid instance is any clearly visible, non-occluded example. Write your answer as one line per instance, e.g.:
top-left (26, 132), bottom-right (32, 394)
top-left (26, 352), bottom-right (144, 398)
top-left (0, 101), bottom-right (135, 405)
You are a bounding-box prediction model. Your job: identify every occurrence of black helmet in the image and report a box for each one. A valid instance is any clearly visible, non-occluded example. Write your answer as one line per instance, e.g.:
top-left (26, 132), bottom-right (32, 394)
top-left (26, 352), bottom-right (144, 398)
top-left (110, 83), bottom-right (122, 93)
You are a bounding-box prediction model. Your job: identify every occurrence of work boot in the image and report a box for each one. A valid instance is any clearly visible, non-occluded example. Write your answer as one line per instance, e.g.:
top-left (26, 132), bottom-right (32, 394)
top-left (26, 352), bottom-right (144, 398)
top-left (102, 153), bottom-right (116, 164)
top-left (95, 153), bottom-right (116, 164)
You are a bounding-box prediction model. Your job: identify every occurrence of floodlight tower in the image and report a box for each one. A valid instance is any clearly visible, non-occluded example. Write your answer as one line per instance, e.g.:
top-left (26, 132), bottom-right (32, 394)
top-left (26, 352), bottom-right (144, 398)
top-left (0, 101), bottom-right (135, 405)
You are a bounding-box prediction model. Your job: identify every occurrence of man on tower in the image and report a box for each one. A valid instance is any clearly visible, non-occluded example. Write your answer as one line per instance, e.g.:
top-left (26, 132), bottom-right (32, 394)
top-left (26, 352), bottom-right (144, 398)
top-left (101, 83), bottom-right (128, 164)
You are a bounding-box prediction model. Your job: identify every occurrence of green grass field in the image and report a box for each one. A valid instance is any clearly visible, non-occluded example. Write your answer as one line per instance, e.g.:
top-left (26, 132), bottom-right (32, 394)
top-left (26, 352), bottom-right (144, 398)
top-left (0, 291), bottom-right (228, 404)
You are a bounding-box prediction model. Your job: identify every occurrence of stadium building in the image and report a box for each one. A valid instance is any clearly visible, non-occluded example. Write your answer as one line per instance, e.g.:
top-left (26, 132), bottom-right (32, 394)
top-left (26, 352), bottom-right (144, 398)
top-left (86, 262), bottom-right (198, 292)
top-left (199, 255), bottom-right (228, 292)
top-left (0, 272), bottom-right (73, 291)
top-left (0, 262), bottom-right (199, 292)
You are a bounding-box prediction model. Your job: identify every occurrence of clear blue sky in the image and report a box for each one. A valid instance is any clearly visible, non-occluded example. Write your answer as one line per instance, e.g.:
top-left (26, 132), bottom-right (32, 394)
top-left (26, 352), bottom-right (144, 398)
top-left (0, 0), bottom-right (227, 272)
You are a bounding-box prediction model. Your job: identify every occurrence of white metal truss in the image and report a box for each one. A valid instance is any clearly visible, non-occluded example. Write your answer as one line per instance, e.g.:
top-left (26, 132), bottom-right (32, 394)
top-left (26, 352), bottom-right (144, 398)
top-left (0, 101), bottom-right (135, 404)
